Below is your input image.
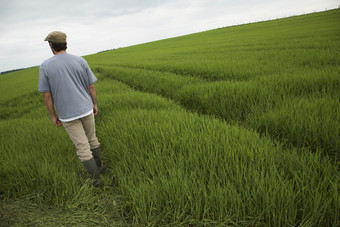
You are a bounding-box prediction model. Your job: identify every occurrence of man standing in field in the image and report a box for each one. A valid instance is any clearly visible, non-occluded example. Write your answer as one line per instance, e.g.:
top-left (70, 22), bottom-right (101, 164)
top-left (38, 31), bottom-right (104, 187)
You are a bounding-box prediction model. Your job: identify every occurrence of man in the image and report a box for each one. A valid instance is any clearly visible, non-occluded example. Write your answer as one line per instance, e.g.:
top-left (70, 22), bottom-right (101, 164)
top-left (38, 31), bottom-right (104, 187)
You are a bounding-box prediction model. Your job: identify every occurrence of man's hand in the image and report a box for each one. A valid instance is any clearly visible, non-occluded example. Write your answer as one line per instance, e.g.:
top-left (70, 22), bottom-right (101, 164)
top-left (89, 84), bottom-right (98, 116)
top-left (52, 115), bottom-right (63, 127)
top-left (93, 104), bottom-right (98, 116)
top-left (43, 92), bottom-right (62, 127)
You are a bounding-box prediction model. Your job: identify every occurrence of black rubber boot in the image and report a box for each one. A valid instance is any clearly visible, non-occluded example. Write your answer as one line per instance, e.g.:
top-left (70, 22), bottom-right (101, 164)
top-left (83, 158), bottom-right (104, 187)
top-left (91, 147), bottom-right (105, 174)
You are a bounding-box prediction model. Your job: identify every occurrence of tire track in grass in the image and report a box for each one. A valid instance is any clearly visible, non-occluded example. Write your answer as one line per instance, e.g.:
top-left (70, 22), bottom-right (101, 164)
top-left (92, 76), bottom-right (339, 226)
top-left (0, 92), bottom-right (44, 120)
top-left (93, 62), bottom-right (260, 82)
top-left (94, 65), bottom-right (207, 100)
top-left (93, 65), bottom-right (340, 160)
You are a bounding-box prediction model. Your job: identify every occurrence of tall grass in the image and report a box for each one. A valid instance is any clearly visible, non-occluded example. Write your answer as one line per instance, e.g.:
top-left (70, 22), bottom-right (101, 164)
top-left (99, 107), bottom-right (339, 225)
top-left (1, 9), bottom-right (339, 226)
top-left (94, 65), bottom-right (340, 159)
top-left (1, 71), bottom-right (339, 225)
top-left (0, 67), bottom-right (39, 103)
top-left (88, 9), bottom-right (340, 159)
top-left (87, 10), bottom-right (340, 81)
top-left (95, 77), bottom-right (339, 225)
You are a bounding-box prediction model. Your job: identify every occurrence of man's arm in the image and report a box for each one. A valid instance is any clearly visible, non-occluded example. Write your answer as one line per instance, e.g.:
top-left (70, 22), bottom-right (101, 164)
top-left (42, 92), bottom-right (62, 126)
top-left (89, 84), bottom-right (98, 115)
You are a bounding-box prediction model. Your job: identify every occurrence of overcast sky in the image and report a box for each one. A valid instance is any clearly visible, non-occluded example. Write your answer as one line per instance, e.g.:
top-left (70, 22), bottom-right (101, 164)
top-left (0, 0), bottom-right (338, 72)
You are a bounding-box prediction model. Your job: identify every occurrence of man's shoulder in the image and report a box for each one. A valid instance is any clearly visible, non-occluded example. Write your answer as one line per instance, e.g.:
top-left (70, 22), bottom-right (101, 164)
top-left (65, 53), bottom-right (84, 60)
top-left (63, 54), bottom-right (87, 65)
top-left (41, 56), bottom-right (55, 67)
top-left (41, 54), bottom-right (85, 67)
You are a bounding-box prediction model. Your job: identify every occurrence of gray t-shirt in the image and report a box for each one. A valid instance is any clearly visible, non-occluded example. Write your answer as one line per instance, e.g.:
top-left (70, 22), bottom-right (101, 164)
top-left (38, 53), bottom-right (97, 120)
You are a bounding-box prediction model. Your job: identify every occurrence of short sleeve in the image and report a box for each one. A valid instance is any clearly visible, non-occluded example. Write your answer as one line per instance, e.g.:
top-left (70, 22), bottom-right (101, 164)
top-left (82, 58), bottom-right (97, 85)
top-left (38, 65), bottom-right (51, 92)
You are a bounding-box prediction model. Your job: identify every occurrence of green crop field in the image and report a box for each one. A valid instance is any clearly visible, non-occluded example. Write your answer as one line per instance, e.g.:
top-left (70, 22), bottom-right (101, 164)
top-left (1, 9), bottom-right (339, 226)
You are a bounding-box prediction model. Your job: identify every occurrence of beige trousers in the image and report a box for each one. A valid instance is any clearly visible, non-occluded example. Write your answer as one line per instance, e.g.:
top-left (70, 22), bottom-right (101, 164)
top-left (63, 113), bottom-right (100, 162)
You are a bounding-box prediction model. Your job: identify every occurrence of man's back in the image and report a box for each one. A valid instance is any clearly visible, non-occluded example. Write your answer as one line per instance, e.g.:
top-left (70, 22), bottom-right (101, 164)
top-left (38, 53), bottom-right (97, 120)
top-left (39, 31), bottom-right (103, 187)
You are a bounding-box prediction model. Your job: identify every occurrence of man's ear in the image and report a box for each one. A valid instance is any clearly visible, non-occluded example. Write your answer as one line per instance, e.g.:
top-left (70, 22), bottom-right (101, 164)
top-left (48, 42), bottom-right (55, 55)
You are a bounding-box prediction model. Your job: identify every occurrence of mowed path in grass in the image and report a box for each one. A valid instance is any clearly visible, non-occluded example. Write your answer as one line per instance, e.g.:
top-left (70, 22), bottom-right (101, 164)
top-left (1, 9), bottom-right (339, 226)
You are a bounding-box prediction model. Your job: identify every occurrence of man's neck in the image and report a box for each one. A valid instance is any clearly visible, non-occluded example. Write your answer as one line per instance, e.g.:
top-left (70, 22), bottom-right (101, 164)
top-left (54, 50), bottom-right (67, 55)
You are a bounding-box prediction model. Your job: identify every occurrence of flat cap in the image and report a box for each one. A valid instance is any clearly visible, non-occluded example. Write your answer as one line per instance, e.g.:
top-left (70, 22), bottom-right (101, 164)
top-left (44, 31), bottom-right (67, 43)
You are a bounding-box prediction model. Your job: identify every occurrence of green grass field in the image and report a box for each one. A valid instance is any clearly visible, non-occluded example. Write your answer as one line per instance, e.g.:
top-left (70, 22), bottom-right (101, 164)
top-left (1, 9), bottom-right (339, 226)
